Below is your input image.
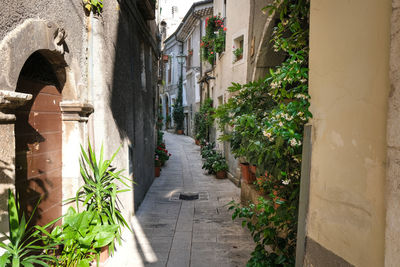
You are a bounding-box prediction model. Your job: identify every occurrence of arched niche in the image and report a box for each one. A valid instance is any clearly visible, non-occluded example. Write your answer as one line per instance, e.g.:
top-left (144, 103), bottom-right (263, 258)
top-left (251, 14), bottom-right (285, 81)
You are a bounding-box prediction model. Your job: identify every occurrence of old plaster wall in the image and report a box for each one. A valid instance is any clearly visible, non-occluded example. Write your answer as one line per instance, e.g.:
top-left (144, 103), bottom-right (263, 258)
top-left (95, 1), bottom-right (157, 213)
top-left (306, 0), bottom-right (391, 266)
top-left (246, 0), bottom-right (281, 82)
top-left (0, 1), bottom-right (89, 231)
top-left (0, 0), bottom-right (89, 98)
top-left (182, 18), bottom-right (203, 137)
top-left (211, 0), bottom-right (251, 180)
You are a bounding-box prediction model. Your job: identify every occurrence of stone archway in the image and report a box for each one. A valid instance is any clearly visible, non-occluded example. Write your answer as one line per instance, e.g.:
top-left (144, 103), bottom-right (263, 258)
top-left (250, 13), bottom-right (285, 81)
top-left (15, 51), bottom-right (63, 226)
top-left (0, 19), bottom-right (92, 230)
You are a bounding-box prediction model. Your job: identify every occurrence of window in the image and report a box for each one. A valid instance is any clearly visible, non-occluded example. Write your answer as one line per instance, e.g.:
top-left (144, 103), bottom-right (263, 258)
top-left (172, 6), bottom-right (178, 18)
top-left (195, 73), bottom-right (200, 103)
top-left (233, 35), bottom-right (244, 63)
top-left (187, 36), bottom-right (192, 71)
top-left (168, 58), bottom-right (172, 84)
top-left (182, 82), bottom-right (187, 106)
top-left (223, 0), bottom-right (227, 20)
top-left (140, 42), bottom-right (146, 91)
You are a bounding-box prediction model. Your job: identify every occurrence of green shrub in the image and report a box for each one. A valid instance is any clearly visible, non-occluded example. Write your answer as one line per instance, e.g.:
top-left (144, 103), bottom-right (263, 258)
top-left (0, 190), bottom-right (57, 267)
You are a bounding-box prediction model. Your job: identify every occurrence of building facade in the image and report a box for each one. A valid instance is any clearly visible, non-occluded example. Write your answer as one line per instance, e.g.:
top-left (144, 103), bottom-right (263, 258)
top-left (160, 0), bottom-right (212, 136)
top-left (0, 0), bottom-right (158, 232)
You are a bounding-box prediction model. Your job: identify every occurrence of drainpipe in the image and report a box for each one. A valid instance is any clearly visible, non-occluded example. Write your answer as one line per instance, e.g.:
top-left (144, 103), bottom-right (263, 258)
top-left (199, 16), bottom-right (203, 105)
top-left (88, 11), bottom-right (95, 150)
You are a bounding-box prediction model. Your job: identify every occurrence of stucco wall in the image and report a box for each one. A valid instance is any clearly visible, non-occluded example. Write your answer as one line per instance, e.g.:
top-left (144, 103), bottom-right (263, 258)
top-left (306, 0), bottom-right (391, 266)
top-left (0, 0), bottom-right (158, 231)
top-left (97, 1), bottom-right (158, 212)
top-left (211, 0), bottom-right (251, 177)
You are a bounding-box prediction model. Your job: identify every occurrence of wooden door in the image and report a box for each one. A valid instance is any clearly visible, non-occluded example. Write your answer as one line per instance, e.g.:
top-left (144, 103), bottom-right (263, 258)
top-left (15, 79), bottom-right (62, 226)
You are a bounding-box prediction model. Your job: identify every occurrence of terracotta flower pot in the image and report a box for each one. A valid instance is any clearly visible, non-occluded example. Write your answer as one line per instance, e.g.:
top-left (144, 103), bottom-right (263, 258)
top-left (92, 246), bottom-right (109, 266)
top-left (249, 164), bottom-right (257, 174)
top-left (195, 139), bottom-right (200, 145)
top-left (155, 166), bottom-right (160, 177)
top-left (240, 163), bottom-right (252, 184)
top-left (216, 170), bottom-right (227, 179)
top-left (177, 129), bottom-right (183, 135)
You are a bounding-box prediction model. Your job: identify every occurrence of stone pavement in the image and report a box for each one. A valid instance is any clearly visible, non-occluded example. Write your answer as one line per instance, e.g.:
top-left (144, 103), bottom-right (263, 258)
top-left (106, 132), bottom-right (254, 267)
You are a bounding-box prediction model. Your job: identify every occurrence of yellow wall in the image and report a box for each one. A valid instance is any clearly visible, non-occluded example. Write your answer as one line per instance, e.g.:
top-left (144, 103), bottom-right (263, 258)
top-left (308, 0), bottom-right (391, 266)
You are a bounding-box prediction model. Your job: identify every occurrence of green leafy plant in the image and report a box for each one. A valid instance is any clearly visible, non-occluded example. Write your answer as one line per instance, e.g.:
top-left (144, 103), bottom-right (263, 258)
top-left (195, 98), bottom-right (214, 142)
top-left (201, 15), bottom-right (227, 65)
top-left (83, 0), bottom-right (103, 14)
top-left (72, 142), bottom-right (133, 253)
top-left (173, 77), bottom-right (185, 131)
top-left (37, 207), bottom-right (118, 267)
top-left (233, 47), bottom-right (243, 62)
top-left (212, 152), bottom-right (228, 172)
top-left (0, 190), bottom-right (57, 267)
top-left (215, 0), bottom-right (310, 265)
top-left (155, 143), bottom-right (171, 165)
top-left (229, 196), bottom-right (297, 267)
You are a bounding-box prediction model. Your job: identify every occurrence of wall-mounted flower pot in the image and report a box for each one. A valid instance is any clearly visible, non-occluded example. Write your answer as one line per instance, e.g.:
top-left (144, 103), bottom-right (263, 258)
top-left (216, 170), bottom-right (227, 179)
top-left (155, 166), bottom-right (160, 177)
top-left (177, 129), bottom-right (183, 135)
top-left (240, 163), bottom-right (254, 184)
top-left (249, 165), bottom-right (257, 174)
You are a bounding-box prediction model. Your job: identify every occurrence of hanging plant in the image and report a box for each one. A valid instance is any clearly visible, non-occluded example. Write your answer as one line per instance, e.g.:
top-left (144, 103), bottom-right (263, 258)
top-left (83, 0), bottom-right (103, 14)
top-left (201, 15), bottom-right (227, 65)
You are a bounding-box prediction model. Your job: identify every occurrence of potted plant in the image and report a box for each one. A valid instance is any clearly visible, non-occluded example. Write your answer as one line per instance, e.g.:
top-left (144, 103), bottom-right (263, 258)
top-left (233, 47), bottom-right (243, 62)
top-left (38, 207), bottom-right (118, 266)
top-left (69, 142), bottom-right (133, 262)
top-left (155, 155), bottom-right (161, 177)
top-left (156, 143), bottom-right (171, 166)
top-left (212, 152), bottom-right (228, 179)
top-left (240, 162), bottom-right (252, 184)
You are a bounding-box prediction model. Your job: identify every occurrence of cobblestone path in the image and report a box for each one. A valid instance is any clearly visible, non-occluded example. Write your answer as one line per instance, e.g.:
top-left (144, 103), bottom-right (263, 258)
top-left (107, 132), bottom-right (253, 267)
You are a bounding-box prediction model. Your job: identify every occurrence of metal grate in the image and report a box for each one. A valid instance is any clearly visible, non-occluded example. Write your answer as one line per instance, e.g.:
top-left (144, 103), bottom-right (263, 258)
top-left (170, 191), bottom-right (209, 201)
top-left (179, 192), bottom-right (199, 200)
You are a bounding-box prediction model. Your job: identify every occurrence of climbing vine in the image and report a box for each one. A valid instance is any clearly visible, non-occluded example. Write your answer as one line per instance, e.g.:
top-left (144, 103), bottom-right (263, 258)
top-left (172, 77), bottom-right (185, 132)
top-left (195, 98), bottom-right (214, 142)
top-left (201, 15), bottom-right (227, 65)
top-left (215, 0), bottom-right (310, 265)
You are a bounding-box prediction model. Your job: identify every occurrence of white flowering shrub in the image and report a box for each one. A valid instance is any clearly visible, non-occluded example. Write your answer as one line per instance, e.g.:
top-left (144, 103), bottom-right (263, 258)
top-left (217, 0), bottom-right (311, 265)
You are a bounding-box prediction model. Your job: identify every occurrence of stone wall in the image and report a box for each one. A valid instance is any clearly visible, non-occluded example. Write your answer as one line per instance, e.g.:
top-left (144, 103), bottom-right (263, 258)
top-left (0, 0), bottom-right (158, 233)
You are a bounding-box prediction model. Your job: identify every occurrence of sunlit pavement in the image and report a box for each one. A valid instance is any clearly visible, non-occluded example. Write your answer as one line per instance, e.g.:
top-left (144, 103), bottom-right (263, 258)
top-left (106, 132), bottom-right (253, 267)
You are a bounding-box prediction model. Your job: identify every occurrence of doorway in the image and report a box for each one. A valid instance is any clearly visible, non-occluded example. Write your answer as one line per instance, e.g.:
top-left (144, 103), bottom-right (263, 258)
top-left (14, 52), bottom-right (63, 226)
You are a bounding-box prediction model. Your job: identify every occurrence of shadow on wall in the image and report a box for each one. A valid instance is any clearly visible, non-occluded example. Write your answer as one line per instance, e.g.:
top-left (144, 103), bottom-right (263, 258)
top-left (108, 2), bottom-right (156, 211)
top-left (0, 159), bottom-right (14, 238)
top-left (14, 51), bottom-right (65, 227)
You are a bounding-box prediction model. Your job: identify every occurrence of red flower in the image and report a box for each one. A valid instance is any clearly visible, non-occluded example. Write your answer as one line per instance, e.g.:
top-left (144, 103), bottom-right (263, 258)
top-left (224, 27), bottom-right (227, 31)
top-left (211, 51), bottom-right (214, 54)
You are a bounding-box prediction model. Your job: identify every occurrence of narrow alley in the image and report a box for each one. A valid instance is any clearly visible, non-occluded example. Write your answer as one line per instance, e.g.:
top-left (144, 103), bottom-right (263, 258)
top-left (107, 132), bottom-right (253, 267)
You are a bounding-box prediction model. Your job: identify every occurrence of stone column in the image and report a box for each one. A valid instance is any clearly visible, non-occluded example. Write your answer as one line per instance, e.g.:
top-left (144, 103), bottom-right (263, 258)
top-left (0, 90), bottom-right (32, 232)
top-left (60, 101), bottom-right (93, 214)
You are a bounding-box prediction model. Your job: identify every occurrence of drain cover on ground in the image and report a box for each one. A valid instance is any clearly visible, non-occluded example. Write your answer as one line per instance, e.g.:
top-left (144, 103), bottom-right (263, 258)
top-left (179, 192), bottom-right (199, 200)
top-left (170, 191), bottom-right (209, 201)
